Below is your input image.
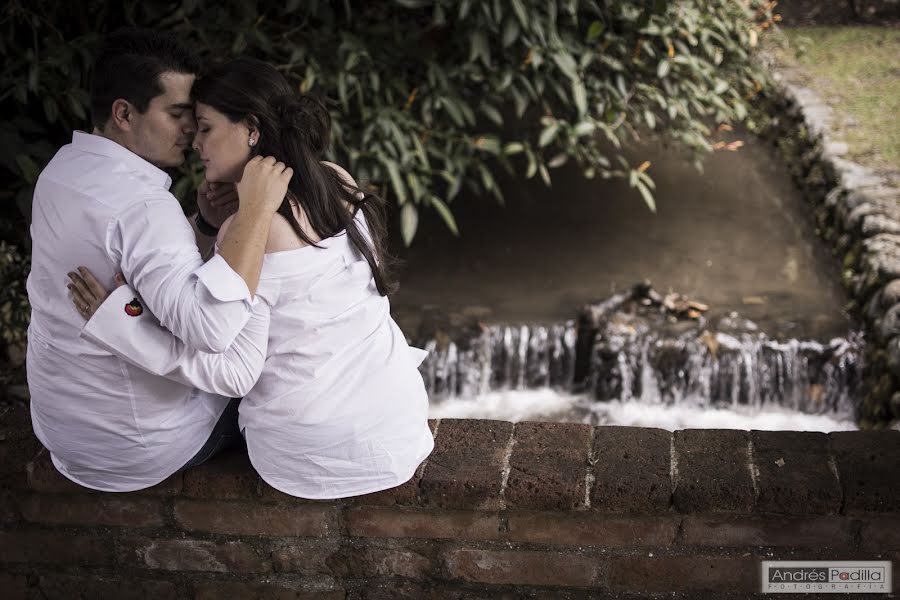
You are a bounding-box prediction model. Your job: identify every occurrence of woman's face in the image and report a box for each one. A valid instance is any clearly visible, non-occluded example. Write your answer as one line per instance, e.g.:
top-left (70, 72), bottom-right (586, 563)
top-left (192, 102), bottom-right (255, 183)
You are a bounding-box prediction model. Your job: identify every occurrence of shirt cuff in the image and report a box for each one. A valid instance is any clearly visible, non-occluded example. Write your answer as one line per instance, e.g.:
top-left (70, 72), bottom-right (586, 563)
top-left (194, 254), bottom-right (255, 306)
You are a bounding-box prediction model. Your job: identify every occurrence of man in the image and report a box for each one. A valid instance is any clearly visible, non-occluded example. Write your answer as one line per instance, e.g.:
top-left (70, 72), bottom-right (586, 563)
top-left (26, 28), bottom-right (290, 492)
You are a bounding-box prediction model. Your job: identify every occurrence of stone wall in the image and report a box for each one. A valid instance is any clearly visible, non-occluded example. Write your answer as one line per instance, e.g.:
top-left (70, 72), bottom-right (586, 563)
top-left (763, 70), bottom-right (900, 427)
top-left (1, 406), bottom-right (898, 598)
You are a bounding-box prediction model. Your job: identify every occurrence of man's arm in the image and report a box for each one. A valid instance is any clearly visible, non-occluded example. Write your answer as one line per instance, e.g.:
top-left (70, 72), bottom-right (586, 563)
top-left (80, 283), bottom-right (270, 398)
top-left (106, 156), bottom-right (291, 354)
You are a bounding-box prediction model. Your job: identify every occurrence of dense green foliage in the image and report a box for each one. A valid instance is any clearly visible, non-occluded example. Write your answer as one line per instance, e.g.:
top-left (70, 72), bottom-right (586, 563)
top-left (2, 0), bottom-right (777, 246)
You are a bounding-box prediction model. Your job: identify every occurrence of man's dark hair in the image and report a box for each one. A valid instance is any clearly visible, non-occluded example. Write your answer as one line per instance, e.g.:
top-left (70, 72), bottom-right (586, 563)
top-left (90, 28), bottom-right (200, 128)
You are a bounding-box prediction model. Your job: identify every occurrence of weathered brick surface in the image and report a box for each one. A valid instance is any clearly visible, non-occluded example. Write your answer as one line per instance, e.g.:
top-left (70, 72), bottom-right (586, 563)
top-left (591, 426), bottom-right (672, 512)
top-left (19, 492), bottom-right (164, 527)
top-left (504, 511), bottom-right (676, 547)
top-left (182, 448), bottom-right (261, 499)
top-left (194, 581), bottom-right (344, 600)
top-left (0, 405), bottom-right (43, 490)
top-left (175, 499), bottom-right (334, 537)
top-left (608, 555), bottom-right (759, 593)
top-left (505, 422), bottom-right (592, 510)
top-left (277, 540), bottom-right (435, 580)
top-left (751, 430), bottom-right (841, 514)
top-left (681, 515), bottom-right (853, 548)
top-left (0, 531), bottom-right (112, 566)
top-left (420, 419), bottom-right (513, 510)
top-left (344, 506), bottom-right (500, 540)
top-left (0, 573), bottom-right (27, 600)
top-left (673, 429), bottom-right (755, 513)
top-left (118, 537), bottom-right (271, 573)
top-left (36, 574), bottom-right (178, 600)
top-left (829, 430), bottom-right (900, 513)
top-left (859, 515), bottom-right (900, 551)
top-left (25, 448), bottom-right (182, 495)
top-left (0, 490), bottom-right (19, 524)
top-left (444, 548), bottom-right (604, 587)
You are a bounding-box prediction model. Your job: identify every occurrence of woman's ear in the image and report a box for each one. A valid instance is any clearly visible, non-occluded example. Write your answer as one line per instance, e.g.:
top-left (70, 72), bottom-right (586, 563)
top-left (245, 115), bottom-right (261, 147)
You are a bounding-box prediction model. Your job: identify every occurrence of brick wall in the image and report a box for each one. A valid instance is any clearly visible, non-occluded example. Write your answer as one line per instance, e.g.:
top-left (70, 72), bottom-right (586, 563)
top-left (1, 405), bottom-right (898, 599)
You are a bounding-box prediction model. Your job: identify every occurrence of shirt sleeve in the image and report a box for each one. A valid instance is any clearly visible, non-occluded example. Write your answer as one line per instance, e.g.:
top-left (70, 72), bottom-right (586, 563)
top-left (106, 196), bottom-right (255, 354)
top-left (80, 284), bottom-right (270, 398)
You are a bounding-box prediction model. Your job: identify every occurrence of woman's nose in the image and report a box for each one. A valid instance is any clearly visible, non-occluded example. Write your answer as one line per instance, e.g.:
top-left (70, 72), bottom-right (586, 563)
top-left (192, 137), bottom-right (201, 152)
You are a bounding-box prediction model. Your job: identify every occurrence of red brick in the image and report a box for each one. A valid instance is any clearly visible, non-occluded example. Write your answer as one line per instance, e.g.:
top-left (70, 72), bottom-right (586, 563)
top-left (0, 573), bottom-right (27, 600)
top-left (344, 506), bottom-right (500, 540)
top-left (608, 555), bottom-right (759, 593)
top-left (182, 448), bottom-right (261, 499)
top-left (19, 493), bottom-right (164, 527)
top-left (37, 574), bottom-right (178, 600)
top-left (0, 490), bottom-right (19, 524)
top-left (681, 515), bottom-right (853, 548)
top-left (751, 430), bottom-right (840, 514)
top-left (327, 543), bottom-right (435, 579)
top-left (505, 512), bottom-right (676, 547)
top-left (505, 422), bottom-right (592, 511)
top-left (272, 541), bottom-right (340, 575)
top-left (0, 531), bottom-right (112, 566)
top-left (444, 548), bottom-right (603, 587)
top-left (859, 515), bottom-right (900, 551)
top-left (829, 431), bottom-right (900, 513)
top-left (342, 473), bottom-right (422, 506)
top-left (194, 581), bottom-right (344, 600)
top-left (175, 499), bottom-right (335, 537)
top-left (118, 537), bottom-right (270, 572)
top-left (420, 419), bottom-right (513, 510)
top-left (25, 448), bottom-right (181, 495)
top-left (673, 430), bottom-right (755, 513)
top-left (591, 426), bottom-right (672, 513)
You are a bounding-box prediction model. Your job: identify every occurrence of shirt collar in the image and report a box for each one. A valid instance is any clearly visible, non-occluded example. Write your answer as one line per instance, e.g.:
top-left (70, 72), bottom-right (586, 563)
top-left (71, 131), bottom-right (173, 190)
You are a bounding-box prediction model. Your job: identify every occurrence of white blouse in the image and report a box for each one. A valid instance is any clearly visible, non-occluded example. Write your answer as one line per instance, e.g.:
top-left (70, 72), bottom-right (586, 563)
top-left (83, 209), bottom-right (433, 498)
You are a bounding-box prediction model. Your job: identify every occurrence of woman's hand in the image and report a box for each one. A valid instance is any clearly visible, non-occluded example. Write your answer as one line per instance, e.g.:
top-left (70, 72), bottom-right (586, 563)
top-left (67, 268), bottom-right (126, 321)
top-left (236, 156), bottom-right (293, 215)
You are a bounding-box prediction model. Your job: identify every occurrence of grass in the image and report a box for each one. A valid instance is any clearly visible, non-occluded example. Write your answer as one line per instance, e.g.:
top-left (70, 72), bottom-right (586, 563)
top-left (774, 26), bottom-right (900, 176)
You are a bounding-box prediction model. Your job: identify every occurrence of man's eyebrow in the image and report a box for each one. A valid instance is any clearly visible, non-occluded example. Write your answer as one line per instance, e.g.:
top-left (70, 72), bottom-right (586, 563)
top-left (168, 103), bottom-right (193, 110)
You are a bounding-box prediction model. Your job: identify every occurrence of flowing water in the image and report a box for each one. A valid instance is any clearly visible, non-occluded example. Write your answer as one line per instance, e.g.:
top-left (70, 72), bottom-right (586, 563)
top-left (390, 136), bottom-right (861, 431)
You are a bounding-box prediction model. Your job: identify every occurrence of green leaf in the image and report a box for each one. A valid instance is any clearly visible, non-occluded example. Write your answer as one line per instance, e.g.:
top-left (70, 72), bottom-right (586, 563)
top-left (552, 52), bottom-right (578, 81)
top-left (539, 122), bottom-right (560, 147)
top-left (470, 30), bottom-right (490, 66)
top-left (635, 178), bottom-right (657, 213)
top-left (400, 202), bottom-right (418, 246)
top-left (429, 195), bottom-right (459, 236)
top-left (510, 0), bottom-right (528, 27)
top-left (502, 18), bottom-right (520, 48)
top-left (572, 79), bottom-right (587, 117)
top-left (587, 20), bottom-right (604, 42)
top-left (538, 163), bottom-right (551, 186)
top-left (574, 121), bottom-right (596, 137)
top-left (15, 155), bottom-right (39, 184)
top-left (657, 60), bottom-right (671, 78)
top-left (643, 109), bottom-right (656, 129)
top-left (481, 103), bottom-right (503, 126)
top-left (503, 142), bottom-right (525, 155)
top-left (384, 159), bottom-right (407, 205)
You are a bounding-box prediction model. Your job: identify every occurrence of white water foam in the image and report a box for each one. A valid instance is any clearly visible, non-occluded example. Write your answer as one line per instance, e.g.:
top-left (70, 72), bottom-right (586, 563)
top-left (428, 389), bottom-right (858, 432)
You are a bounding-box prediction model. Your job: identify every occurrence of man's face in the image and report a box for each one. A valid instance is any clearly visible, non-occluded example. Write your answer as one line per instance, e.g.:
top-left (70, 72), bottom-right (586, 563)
top-left (128, 72), bottom-right (196, 168)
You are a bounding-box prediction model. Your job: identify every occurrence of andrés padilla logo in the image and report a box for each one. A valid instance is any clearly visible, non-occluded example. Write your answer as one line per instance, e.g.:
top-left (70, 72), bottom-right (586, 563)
top-left (761, 561), bottom-right (892, 594)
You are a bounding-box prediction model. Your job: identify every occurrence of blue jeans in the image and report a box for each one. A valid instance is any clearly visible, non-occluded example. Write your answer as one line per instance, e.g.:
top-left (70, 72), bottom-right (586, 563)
top-left (179, 397), bottom-right (243, 471)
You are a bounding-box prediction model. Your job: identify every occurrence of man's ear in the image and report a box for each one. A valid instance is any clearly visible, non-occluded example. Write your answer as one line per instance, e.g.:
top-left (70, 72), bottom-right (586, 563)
top-left (109, 99), bottom-right (134, 132)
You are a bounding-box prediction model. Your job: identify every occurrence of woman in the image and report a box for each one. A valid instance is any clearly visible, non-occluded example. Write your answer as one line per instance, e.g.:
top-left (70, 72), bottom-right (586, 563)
top-left (67, 58), bottom-right (433, 499)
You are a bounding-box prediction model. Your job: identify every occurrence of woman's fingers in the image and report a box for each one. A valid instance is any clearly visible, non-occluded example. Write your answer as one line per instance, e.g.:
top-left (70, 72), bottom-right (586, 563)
top-left (77, 267), bottom-right (110, 300)
top-left (67, 271), bottom-right (95, 305)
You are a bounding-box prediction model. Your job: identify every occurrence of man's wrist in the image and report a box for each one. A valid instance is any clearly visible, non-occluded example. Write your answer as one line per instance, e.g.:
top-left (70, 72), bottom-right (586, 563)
top-left (195, 211), bottom-right (220, 237)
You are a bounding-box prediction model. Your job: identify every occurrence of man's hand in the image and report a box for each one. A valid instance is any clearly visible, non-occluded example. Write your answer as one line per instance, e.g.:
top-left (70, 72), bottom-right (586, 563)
top-left (68, 268), bottom-right (127, 321)
top-left (197, 180), bottom-right (239, 229)
top-left (236, 156), bottom-right (293, 216)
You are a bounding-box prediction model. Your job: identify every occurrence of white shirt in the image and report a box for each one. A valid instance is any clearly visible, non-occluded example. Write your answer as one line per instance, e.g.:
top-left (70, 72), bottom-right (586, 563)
top-left (83, 209), bottom-right (434, 499)
top-left (26, 131), bottom-right (256, 492)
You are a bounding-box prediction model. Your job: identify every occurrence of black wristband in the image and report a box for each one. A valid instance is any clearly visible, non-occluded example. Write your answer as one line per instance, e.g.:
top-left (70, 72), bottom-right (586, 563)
top-left (195, 211), bottom-right (220, 236)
